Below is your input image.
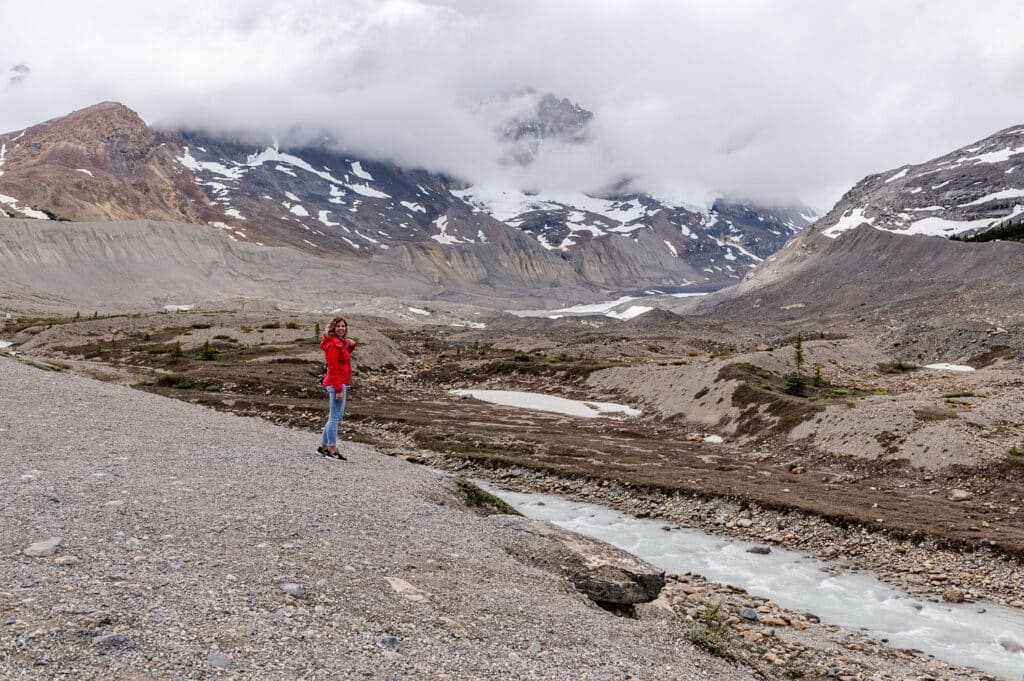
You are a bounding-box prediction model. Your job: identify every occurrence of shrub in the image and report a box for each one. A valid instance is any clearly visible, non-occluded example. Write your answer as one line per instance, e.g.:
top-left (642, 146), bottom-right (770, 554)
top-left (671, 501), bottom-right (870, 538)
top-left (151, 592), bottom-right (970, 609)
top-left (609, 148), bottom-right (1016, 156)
top-left (285, 321), bottom-right (299, 329)
top-left (198, 340), bottom-right (216, 361)
top-left (1010, 445), bottom-right (1023, 457)
top-left (170, 341), bottom-right (183, 358)
top-left (783, 372), bottom-right (807, 397)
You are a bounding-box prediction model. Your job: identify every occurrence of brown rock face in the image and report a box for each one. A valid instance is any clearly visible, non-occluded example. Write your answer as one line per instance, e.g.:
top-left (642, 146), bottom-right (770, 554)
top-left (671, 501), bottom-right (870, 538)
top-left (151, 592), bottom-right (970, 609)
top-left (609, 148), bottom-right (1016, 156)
top-left (0, 102), bottom-right (214, 223)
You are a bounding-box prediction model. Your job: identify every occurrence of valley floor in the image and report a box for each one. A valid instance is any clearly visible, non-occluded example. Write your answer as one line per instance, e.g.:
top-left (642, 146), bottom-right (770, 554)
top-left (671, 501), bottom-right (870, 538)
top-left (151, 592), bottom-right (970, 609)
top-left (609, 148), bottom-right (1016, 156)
top-left (4, 309), bottom-right (1024, 679)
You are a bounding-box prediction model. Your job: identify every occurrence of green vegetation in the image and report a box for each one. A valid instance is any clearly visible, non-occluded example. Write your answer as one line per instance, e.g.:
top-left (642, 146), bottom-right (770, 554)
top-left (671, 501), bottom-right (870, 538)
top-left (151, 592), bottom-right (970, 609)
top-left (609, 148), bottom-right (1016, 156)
top-left (942, 390), bottom-right (980, 399)
top-left (783, 333), bottom-right (807, 396)
top-left (686, 604), bottom-right (735, 660)
top-left (877, 360), bottom-right (919, 374)
top-left (285, 321), bottom-right (299, 329)
top-left (261, 322), bottom-right (281, 329)
top-left (170, 340), bottom-right (183, 358)
top-left (950, 219), bottom-right (1024, 243)
top-left (198, 340), bottom-right (217, 361)
top-left (1010, 445), bottom-right (1023, 457)
top-left (455, 478), bottom-right (521, 516)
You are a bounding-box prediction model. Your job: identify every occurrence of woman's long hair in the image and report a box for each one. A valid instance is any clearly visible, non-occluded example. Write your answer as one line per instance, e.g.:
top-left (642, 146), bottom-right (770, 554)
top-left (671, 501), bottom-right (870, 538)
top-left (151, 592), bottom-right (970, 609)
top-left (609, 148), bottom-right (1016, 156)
top-left (326, 316), bottom-right (348, 339)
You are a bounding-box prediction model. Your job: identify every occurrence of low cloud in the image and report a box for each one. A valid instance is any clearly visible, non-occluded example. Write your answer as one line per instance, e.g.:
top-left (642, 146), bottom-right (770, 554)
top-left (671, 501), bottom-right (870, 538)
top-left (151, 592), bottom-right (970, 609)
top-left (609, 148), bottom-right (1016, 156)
top-left (4, 0), bottom-right (1024, 211)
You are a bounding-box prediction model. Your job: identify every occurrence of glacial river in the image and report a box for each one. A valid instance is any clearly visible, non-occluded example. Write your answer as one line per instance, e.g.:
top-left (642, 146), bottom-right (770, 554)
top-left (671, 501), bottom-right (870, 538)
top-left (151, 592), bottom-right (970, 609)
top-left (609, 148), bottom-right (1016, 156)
top-left (481, 483), bottom-right (1024, 680)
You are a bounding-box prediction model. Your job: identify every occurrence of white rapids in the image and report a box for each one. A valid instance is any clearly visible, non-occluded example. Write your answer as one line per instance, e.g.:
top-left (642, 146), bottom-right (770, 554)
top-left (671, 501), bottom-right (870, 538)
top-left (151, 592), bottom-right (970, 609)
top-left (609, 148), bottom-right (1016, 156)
top-left (482, 484), bottom-right (1024, 679)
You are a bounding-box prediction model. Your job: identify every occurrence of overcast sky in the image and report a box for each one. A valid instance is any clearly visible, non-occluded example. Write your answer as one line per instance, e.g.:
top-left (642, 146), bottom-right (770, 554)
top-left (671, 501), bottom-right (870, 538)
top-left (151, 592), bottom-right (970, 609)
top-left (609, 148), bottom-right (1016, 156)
top-left (4, 0), bottom-right (1024, 211)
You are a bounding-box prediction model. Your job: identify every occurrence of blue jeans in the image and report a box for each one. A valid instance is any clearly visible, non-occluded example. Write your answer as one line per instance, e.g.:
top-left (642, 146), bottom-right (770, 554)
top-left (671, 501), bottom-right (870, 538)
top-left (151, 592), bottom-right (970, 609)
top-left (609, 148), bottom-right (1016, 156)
top-left (320, 385), bottom-right (347, 447)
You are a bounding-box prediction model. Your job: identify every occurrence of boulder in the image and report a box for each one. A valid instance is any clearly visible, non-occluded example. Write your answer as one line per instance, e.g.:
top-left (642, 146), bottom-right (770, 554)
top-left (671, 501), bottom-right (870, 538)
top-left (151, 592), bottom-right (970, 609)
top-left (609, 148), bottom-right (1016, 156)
top-left (493, 515), bottom-right (665, 606)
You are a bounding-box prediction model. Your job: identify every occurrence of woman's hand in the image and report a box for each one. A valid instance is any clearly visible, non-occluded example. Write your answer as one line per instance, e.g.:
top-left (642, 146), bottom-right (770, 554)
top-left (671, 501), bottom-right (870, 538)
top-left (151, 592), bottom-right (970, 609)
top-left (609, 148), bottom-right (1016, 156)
top-left (345, 338), bottom-right (356, 350)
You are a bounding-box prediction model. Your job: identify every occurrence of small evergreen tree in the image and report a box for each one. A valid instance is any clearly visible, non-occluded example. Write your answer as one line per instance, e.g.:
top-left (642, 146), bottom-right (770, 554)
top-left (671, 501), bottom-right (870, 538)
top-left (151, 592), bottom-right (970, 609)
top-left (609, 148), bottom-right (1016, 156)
top-left (813, 364), bottom-right (823, 387)
top-left (170, 340), bottom-right (183, 358)
top-left (314, 322), bottom-right (321, 339)
top-left (793, 333), bottom-right (805, 376)
top-left (784, 333), bottom-right (808, 396)
top-left (74, 311), bottom-right (81, 320)
top-left (199, 340), bottom-right (215, 361)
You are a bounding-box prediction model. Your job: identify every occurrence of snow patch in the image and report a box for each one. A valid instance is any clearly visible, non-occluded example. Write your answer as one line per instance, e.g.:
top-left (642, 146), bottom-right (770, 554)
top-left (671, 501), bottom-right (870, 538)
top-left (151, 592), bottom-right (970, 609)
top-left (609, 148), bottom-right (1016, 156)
top-left (350, 161), bottom-right (373, 181)
top-left (822, 207), bottom-right (874, 238)
top-left (924, 363), bottom-right (976, 373)
top-left (958, 147), bottom-right (1024, 165)
top-left (451, 389), bottom-right (641, 419)
top-left (400, 201), bottom-right (426, 213)
top-left (959, 188), bottom-right (1024, 207)
top-left (885, 168), bottom-right (908, 183)
top-left (318, 210), bottom-right (339, 227)
top-left (347, 183), bottom-right (391, 199)
top-left (407, 307), bottom-right (431, 316)
top-left (606, 305), bottom-right (653, 320)
top-left (0, 193), bottom-right (49, 219)
top-left (430, 215), bottom-right (465, 245)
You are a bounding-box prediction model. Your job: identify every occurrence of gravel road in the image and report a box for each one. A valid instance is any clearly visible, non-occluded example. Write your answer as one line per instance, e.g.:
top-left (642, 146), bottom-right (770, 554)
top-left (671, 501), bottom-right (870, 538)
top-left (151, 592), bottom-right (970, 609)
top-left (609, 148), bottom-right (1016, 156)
top-left (0, 357), bottom-right (753, 680)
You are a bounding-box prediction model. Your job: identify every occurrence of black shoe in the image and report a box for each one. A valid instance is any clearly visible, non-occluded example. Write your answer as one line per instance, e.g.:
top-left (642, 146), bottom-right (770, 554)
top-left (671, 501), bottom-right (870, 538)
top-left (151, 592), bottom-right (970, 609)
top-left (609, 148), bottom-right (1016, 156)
top-left (331, 450), bottom-right (348, 461)
top-left (317, 445), bottom-right (330, 457)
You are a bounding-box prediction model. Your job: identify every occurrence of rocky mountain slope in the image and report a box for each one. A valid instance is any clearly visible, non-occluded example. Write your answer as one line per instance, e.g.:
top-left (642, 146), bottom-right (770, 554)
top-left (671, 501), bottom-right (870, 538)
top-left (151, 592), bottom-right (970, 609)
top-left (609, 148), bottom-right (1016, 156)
top-left (703, 124), bottom-right (1024, 336)
top-left (814, 124), bottom-right (1024, 240)
top-left (0, 100), bottom-right (814, 290)
top-left (0, 217), bottom-right (595, 315)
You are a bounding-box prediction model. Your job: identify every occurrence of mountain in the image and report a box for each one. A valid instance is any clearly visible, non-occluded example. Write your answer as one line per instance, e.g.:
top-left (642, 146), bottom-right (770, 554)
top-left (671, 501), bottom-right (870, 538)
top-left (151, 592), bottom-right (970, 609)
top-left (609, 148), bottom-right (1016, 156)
top-left (703, 124), bottom-right (1024, 336)
top-left (813, 123), bottom-right (1024, 240)
top-left (0, 100), bottom-right (815, 291)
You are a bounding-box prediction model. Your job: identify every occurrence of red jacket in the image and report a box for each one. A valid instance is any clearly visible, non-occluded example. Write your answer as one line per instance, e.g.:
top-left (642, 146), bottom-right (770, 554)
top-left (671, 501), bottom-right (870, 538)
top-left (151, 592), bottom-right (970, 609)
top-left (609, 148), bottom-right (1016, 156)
top-left (320, 335), bottom-right (352, 391)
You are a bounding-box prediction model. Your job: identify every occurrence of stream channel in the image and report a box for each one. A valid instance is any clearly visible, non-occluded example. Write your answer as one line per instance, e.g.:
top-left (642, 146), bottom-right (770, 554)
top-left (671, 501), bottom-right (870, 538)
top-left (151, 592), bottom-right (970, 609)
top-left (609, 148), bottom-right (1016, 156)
top-left (480, 483), bottom-right (1024, 679)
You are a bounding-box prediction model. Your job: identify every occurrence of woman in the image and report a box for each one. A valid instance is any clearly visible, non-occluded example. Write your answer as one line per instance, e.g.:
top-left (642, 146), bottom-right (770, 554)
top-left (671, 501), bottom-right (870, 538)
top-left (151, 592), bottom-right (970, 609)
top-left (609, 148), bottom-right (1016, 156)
top-left (318, 316), bottom-right (356, 460)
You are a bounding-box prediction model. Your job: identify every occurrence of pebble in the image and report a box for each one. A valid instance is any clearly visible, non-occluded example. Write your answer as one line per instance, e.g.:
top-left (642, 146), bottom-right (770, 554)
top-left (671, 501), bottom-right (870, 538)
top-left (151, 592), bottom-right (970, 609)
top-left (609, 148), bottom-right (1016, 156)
top-left (23, 537), bottom-right (62, 557)
top-left (54, 555), bottom-right (80, 566)
top-left (279, 583), bottom-right (303, 597)
top-left (91, 633), bottom-right (132, 648)
top-left (207, 652), bottom-right (232, 668)
top-left (375, 635), bottom-right (399, 650)
top-left (746, 546), bottom-right (771, 555)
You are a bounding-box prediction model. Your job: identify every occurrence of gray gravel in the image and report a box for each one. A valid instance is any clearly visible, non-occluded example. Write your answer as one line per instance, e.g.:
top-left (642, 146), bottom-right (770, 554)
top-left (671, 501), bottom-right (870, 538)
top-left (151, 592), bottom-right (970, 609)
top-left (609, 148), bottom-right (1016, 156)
top-left (0, 357), bottom-right (753, 680)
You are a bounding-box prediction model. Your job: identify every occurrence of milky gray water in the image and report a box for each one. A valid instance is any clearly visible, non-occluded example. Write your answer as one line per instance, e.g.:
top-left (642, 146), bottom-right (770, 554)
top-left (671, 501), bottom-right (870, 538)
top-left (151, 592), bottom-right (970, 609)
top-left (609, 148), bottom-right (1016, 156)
top-left (482, 483), bottom-right (1024, 680)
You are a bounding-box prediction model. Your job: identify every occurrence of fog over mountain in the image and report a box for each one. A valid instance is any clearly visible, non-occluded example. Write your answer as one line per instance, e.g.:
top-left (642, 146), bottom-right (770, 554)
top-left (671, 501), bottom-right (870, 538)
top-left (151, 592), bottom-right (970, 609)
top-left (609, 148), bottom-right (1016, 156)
top-left (5, 0), bottom-right (1024, 211)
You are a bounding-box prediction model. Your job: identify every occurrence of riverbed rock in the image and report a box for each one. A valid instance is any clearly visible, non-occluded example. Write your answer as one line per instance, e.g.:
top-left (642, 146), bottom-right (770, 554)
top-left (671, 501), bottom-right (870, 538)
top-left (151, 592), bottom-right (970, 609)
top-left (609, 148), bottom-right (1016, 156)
top-left (942, 587), bottom-right (965, 603)
top-left (946, 489), bottom-right (973, 502)
top-left (493, 515), bottom-right (665, 605)
top-left (746, 546), bottom-right (771, 555)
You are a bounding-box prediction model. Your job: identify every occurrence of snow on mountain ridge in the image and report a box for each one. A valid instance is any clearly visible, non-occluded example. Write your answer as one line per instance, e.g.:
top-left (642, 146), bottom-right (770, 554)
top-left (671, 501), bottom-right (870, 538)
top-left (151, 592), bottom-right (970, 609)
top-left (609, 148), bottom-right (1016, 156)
top-left (816, 124), bottom-right (1024, 240)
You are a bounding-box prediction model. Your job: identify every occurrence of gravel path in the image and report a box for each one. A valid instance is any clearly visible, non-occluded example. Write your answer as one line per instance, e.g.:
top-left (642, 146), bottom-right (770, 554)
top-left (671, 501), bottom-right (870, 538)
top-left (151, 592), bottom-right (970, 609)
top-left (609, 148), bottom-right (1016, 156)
top-left (0, 357), bottom-right (753, 680)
